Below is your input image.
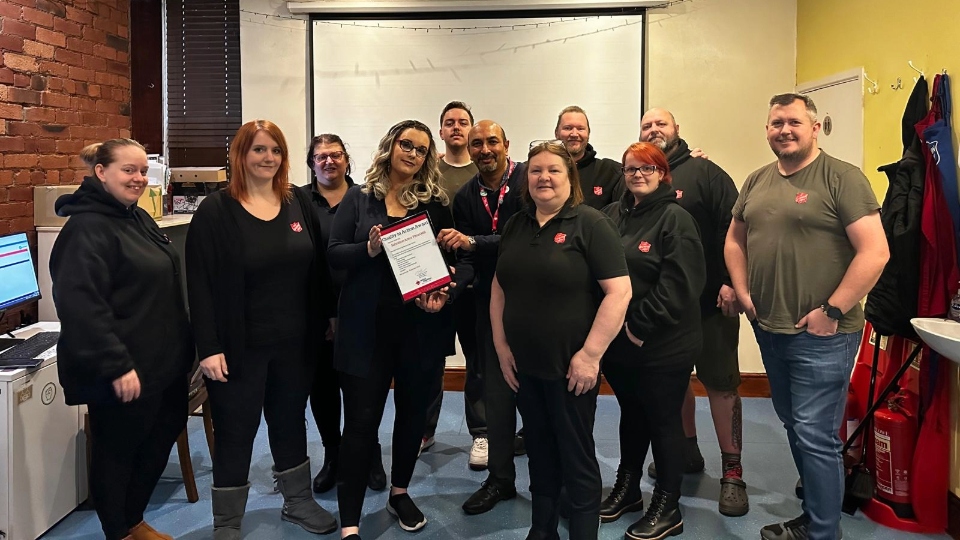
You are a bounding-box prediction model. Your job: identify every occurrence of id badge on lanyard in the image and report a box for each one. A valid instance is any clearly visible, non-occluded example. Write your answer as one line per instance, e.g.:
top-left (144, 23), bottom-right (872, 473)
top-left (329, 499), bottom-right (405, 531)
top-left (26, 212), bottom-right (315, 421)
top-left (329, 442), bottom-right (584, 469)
top-left (479, 161), bottom-right (516, 233)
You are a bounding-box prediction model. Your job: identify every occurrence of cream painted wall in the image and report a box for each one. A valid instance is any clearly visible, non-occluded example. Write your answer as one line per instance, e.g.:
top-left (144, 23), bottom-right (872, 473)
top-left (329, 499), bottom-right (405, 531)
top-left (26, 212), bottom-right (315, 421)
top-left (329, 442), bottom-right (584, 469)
top-left (646, 0), bottom-right (797, 374)
top-left (797, 0), bottom-right (960, 497)
top-left (240, 0), bottom-right (311, 186)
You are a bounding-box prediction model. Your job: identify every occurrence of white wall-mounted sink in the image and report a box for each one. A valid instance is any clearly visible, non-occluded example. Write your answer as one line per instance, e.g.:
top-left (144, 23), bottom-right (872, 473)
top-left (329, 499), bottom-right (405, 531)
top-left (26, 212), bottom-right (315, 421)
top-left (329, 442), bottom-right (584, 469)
top-left (911, 318), bottom-right (960, 365)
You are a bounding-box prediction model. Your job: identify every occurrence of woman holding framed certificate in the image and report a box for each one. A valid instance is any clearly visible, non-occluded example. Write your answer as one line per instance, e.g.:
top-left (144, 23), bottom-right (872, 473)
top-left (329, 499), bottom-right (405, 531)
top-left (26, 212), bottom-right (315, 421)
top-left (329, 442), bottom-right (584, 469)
top-left (490, 140), bottom-right (632, 540)
top-left (328, 119), bottom-right (473, 539)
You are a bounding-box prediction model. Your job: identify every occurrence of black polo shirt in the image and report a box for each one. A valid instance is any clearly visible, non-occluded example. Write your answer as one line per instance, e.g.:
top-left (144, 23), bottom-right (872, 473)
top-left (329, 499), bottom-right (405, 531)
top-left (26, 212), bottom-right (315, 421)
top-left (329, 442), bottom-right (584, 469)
top-left (496, 203), bottom-right (627, 379)
top-left (298, 175), bottom-right (355, 295)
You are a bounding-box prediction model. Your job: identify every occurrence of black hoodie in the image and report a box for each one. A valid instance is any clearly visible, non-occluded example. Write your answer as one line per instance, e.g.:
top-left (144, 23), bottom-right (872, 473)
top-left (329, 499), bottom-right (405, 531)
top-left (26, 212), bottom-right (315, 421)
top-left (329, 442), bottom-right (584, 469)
top-left (50, 176), bottom-right (193, 405)
top-left (666, 139), bottom-right (739, 315)
top-left (602, 183), bottom-right (706, 370)
top-left (578, 143), bottom-right (625, 209)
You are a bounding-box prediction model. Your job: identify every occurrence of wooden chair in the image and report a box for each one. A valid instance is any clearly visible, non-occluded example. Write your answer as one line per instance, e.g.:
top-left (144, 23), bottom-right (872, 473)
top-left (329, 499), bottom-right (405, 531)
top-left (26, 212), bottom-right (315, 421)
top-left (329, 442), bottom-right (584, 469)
top-left (83, 366), bottom-right (215, 504)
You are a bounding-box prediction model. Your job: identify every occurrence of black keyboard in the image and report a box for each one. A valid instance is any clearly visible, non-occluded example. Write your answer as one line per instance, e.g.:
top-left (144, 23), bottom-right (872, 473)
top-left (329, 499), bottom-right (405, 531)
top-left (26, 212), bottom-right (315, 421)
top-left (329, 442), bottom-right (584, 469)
top-left (0, 331), bottom-right (60, 360)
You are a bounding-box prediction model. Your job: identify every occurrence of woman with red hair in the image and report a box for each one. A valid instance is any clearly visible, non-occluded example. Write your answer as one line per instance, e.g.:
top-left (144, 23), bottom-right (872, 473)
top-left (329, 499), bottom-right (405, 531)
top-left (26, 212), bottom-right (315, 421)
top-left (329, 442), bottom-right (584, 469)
top-left (186, 120), bottom-right (337, 539)
top-left (599, 142), bottom-right (706, 540)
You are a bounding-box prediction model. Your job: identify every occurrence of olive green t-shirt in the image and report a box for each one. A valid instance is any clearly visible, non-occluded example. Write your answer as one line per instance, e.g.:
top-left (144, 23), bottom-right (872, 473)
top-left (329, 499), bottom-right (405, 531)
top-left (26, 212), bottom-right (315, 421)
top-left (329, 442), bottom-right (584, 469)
top-left (731, 151), bottom-right (880, 334)
top-left (439, 160), bottom-right (479, 202)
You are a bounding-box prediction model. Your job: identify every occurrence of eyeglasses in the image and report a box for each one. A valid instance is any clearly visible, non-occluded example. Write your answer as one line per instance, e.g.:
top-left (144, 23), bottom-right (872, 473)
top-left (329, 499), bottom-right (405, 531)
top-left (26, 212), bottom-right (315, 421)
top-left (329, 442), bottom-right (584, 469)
top-left (397, 139), bottom-right (429, 159)
top-left (312, 151), bottom-right (345, 164)
top-left (622, 165), bottom-right (660, 177)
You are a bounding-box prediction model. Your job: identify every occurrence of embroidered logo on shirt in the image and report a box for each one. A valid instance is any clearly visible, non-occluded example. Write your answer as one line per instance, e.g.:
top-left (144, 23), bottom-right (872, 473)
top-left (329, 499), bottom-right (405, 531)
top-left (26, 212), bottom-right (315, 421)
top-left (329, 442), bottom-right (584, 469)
top-left (638, 241), bottom-right (651, 253)
top-left (675, 190), bottom-right (684, 199)
top-left (795, 192), bottom-right (808, 204)
top-left (554, 232), bottom-right (567, 244)
top-left (593, 186), bottom-right (603, 196)
top-left (290, 221), bottom-right (303, 232)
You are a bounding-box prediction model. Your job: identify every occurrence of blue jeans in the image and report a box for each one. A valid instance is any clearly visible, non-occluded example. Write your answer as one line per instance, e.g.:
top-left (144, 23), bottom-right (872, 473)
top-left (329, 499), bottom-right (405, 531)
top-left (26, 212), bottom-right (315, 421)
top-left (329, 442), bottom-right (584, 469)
top-left (752, 323), bottom-right (860, 540)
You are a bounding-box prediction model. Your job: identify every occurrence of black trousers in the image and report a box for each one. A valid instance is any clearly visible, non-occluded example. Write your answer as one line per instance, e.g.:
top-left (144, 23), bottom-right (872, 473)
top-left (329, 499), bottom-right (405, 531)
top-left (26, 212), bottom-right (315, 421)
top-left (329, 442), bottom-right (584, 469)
top-left (516, 372), bottom-right (601, 539)
top-left (337, 324), bottom-right (443, 528)
top-left (309, 338), bottom-right (342, 448)
top-left (87, 378), bottom-right (187, 540)
top-left (602, 337), bottom-right (692, 494)
top-left (479, 303), bottom-right (518, 488)
top-left (424, 286), bottom-right (485, 438)
top-left (206, 340), bottom-right (313, 487)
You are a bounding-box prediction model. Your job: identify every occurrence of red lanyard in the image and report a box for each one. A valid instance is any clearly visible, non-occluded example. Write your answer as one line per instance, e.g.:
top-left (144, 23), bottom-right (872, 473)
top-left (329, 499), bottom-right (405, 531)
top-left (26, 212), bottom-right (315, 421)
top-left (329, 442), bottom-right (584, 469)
top-left (479, 161), bottom-right (515, 233)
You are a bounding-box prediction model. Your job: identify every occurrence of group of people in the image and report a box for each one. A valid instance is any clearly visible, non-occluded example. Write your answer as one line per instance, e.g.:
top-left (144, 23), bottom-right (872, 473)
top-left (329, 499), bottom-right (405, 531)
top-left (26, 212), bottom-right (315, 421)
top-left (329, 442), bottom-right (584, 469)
top-left (47, 92), bottom-right (887, 540)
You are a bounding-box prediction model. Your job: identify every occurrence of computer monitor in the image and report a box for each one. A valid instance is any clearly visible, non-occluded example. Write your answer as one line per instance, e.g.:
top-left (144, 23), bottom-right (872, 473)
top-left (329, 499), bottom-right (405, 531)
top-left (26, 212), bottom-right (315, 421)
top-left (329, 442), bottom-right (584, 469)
top-left (0, 232), bottom-right (41, 312)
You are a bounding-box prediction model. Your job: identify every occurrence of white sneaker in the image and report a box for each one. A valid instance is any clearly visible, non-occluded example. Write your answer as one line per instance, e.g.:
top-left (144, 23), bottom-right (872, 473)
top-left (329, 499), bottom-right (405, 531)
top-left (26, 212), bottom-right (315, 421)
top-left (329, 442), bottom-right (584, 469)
top-left (469, 437), bottom-right (488, 471)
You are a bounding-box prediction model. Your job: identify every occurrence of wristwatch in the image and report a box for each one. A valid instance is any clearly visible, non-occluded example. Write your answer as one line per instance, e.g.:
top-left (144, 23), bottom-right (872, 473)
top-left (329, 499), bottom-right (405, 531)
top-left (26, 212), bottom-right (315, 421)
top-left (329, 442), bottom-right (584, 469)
top-left (466, 236), bottom-right (477, 248)
top-left (821, 303), bottom-right (842, 321)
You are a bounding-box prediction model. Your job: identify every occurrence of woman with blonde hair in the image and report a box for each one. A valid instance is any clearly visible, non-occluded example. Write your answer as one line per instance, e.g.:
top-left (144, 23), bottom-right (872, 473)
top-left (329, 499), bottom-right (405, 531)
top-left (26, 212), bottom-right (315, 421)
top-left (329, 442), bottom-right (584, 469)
top-left (329, 119), bottom-right (472, 539)
top-left (51, 139), bottom-right (194, 540)
top-left (185, 119), bottom-right (337, 539)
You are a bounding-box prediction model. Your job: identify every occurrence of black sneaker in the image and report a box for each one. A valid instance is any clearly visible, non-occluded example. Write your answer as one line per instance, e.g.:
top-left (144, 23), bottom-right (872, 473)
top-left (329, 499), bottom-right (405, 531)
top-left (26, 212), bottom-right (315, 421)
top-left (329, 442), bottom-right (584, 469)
top-left (760, 514), bottom-right (809, 540)
top-left (387, 493), bottom-right (427, 532)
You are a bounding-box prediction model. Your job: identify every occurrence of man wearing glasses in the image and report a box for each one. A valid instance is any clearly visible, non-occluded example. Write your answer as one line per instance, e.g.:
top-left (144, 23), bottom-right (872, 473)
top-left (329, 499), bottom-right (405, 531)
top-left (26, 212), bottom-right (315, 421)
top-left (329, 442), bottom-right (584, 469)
top-left (421, 102), bottom-right (487, 473)
top-left (554, 105), bottom-right (624, 209)
top-left (437, 120), bottom-right (527, 516)
top-left (639, 108), bottom-right (748, 517)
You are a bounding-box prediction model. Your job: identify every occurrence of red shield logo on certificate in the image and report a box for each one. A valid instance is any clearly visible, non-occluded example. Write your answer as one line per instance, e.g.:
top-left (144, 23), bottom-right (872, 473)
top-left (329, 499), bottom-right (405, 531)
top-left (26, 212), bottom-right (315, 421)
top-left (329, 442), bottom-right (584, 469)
top-left (638, 241), bottom-right (651, 253)
top-left (593, 186), bottom-right (603, 196)
top-left (675, 190), bottom-right (683, 199)
top-left (795, 192), bottom-right (808, 204)
top-left (290, 221), bottom-right (303, 232)
top-left (554, 233), bottom-right (567, 244)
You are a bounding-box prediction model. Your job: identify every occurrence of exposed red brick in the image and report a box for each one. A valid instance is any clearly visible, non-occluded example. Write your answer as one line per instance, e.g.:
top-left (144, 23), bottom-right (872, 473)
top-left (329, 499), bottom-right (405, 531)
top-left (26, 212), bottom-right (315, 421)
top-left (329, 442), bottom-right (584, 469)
top-left (24, 106), bottom-right (56, 122)
top-left (36, 138), bottom-right (54, 153)
top-left (81, 25), bottom-right (105, 44)
top-left (116, 51), bottom-right (128, 63)
top-left (7, 121), bottom-right (40, 136)
top-left (55, 109), bottom-right (79, 124)
top-left (46, 77), bottom-right (62, 90)
top-left (0, 35), bottom-right (25, 54)
top-left (29, 74), bottom-right (46, 90)
top-left (1, 18), bottom-right (37, 40)
top-left (93, 16), bottom-right (116, 34)
top-left (75, 97), bottom-right (95, 112)
top-left (67, 66), bottom-right (94, 82)
top-left (82, 55), bottom-right (105, 72)
top-left (0, 103), bottom-right (24, 120)
top-left (0, 137), bottom-right (25, 152)
top-left (29, 170), bottom-right (46, 184)
top-left (66, 36), bottom-right (94, 55)
top-left (23, 39), bottom-right (55, 60)
top-left (87, 84), bottom-right (100, 97)
top-left (38, 60), bottom-right (68, 78)
top-left (35, 0), bottom-right (66, 18)
top-left (93, 44), bottom-right (117, 61)
top-left (64, 6), bottom-right (92, 26)
top-left (116, 76), bottom-right (129, 90)
top-left (3, 52), bottom-right (39, 73)
top-left (45, 169), bottom-right (60, 183)
top-left (56, 139), bottom-right (82, 153)
top-left (54, 47), bottom-right (83, 67)
top-left (38, 155), bottom-right (68, 169)
top-left (22, 7), bottom-right (55, 28)
top-left (116, 24), bottom-right (127, 39)
top-left (5, 87), bottom-right (41, 104)
top-left (0, 68), bottom-right (13, 85)
top-left (106, 59), bottom-right (127, 76)
top-left (40, 90), bottom-right (71, 108)
top-left (53, 17), bottom-right (81, 37)
top-left (0, 171), bottom-right (13, 187)
top-left (61, 78), bottom-right (75, 93)
top-left (35, 27), bottom-right (66, 48)
top-left (0, 4), bottom-right (22, 19)
top-left (22, 138), bottom-right (38, 152)
top-left (95, 100), bottom-right (117, 114)
top-left (12, 73), bottom-right (30, 87)
top-left (5, 154), bottom-right (38, 168)
top-left (0, 202), bottom-right (32, 219)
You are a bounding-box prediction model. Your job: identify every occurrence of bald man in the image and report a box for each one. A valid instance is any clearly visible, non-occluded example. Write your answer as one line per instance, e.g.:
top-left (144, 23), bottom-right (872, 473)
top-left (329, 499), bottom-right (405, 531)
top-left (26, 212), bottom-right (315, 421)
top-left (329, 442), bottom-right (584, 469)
top-left (639, 108), bottom-right (748, 518)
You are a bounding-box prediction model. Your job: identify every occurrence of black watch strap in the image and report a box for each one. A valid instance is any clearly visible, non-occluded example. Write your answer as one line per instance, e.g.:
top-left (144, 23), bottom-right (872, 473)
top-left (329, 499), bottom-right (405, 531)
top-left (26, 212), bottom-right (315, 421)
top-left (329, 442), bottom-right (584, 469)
top-left (821, 303), bottom-right (842, 321)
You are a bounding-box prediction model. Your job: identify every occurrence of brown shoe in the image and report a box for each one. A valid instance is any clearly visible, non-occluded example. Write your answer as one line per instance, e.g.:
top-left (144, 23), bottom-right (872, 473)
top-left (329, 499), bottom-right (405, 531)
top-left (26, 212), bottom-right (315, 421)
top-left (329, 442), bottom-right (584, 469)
top-left (128, 521), bottom-right (174, 540)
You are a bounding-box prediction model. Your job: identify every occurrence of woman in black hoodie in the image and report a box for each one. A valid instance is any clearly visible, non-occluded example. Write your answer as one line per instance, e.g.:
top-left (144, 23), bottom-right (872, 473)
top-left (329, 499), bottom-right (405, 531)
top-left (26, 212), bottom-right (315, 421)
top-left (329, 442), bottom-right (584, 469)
top-left (50, 139), bottom-right (194, 540)
top-left (600, 142), bottom-right (706, 540)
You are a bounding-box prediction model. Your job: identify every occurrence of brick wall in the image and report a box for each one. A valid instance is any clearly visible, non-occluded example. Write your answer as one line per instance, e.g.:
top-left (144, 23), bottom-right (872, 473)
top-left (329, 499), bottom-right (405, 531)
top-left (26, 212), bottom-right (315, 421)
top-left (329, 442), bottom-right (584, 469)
top-left (0, 0), bottom-right (131, 330)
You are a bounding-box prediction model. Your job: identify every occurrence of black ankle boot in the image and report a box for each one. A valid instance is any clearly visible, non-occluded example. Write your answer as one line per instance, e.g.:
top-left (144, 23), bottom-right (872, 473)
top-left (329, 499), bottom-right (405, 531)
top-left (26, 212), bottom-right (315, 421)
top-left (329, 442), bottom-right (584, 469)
top-left (599, 466), bottom-right (643, 523)
top-left (312, 446), bottom-right (339, 494)
top-left (624, 486), bottom-right (682, 540)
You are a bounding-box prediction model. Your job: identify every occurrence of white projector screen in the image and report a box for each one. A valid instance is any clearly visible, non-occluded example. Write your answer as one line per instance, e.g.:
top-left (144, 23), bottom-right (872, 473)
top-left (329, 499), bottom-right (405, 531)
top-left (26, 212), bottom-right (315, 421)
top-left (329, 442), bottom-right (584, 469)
top-left (311, 15), bottom-right (644, 174)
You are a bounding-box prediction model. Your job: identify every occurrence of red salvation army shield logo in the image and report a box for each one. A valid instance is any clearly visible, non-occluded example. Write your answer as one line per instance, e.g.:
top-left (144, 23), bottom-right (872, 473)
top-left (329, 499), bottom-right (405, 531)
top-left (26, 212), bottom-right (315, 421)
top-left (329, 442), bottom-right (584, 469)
top-left (290, 221), bottom-right (303, 232)
top-left (675, 190), bottom-right (683, 199)
top-left (638, 241), bottom-right (651, 253)
top-left (554, 232), bottom-right (567, 244)
top-left (593, 186), bottom-right (603, 196)
top-left (795, 192), bottom-right (808, 204)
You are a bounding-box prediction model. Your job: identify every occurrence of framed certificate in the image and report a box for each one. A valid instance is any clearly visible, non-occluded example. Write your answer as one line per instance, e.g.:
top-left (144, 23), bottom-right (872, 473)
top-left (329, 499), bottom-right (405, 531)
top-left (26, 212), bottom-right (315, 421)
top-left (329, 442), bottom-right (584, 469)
top-left (379, 211), bottom-right (453, 302)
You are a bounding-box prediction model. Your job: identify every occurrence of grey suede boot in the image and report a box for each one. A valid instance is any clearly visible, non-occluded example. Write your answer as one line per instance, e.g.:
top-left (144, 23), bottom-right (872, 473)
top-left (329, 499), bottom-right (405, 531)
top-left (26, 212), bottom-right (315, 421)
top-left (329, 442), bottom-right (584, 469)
top-left (212, 483), bottom-right (250, 540)
top-left (274, 459), bottom-right (338, 534)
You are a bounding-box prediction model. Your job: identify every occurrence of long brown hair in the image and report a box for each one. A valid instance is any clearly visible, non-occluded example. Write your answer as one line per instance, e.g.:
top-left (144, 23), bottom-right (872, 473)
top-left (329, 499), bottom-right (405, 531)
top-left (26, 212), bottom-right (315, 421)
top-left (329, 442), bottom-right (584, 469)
top-left (227, 119), bottom-right (292, 202)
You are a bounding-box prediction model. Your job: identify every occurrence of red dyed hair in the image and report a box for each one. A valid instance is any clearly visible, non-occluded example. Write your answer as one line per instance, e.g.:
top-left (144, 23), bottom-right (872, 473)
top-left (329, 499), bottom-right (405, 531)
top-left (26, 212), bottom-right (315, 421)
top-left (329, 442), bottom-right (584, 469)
top-left (622, 142), bottom-right (672, 184)
top-left (227, 119), bottom-right (292, 202)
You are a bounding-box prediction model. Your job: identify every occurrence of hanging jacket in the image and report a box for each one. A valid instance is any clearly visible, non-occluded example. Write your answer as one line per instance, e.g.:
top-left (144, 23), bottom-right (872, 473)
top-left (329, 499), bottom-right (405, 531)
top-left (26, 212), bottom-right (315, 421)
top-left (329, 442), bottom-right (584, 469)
top-left (865, 79), bottom-right (926, 337)
top-left (922, 74), bottom-right (960, 262)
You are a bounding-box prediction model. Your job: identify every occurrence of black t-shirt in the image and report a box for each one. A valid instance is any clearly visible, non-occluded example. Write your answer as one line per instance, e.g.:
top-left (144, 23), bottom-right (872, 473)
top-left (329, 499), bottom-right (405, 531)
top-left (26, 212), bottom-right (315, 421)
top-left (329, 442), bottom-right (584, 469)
top-left (496, 204), bottom-right (628, 379)
top-left (235, 198), bottom-right (314, 346)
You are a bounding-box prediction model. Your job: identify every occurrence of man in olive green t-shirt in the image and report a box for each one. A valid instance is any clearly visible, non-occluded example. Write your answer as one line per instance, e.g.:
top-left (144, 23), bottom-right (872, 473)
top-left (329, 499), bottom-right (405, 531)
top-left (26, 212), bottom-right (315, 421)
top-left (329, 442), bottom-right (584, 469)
top-left (725, 93), bottom-right (889, 540)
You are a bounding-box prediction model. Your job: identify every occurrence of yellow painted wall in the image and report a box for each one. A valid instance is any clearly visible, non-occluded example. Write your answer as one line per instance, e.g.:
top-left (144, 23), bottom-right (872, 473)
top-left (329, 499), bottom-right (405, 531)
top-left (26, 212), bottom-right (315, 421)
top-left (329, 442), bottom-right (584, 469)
top-left (797, 0), bottom-right (960, 200)
top-left (798, 0), bottom-right (960, 497)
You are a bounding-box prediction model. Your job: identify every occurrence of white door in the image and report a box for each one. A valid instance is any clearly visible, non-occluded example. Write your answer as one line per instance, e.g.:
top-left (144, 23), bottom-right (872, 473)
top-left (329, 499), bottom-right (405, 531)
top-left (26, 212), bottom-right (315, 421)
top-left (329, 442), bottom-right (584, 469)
top-left (797, 68), bottom-right (865, 169)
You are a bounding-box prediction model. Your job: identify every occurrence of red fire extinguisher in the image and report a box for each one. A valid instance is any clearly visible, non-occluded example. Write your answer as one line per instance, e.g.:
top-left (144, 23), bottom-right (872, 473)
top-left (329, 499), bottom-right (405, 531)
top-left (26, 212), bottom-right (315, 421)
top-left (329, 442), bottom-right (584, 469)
top-left (873, 394), bottom-right (917, 518)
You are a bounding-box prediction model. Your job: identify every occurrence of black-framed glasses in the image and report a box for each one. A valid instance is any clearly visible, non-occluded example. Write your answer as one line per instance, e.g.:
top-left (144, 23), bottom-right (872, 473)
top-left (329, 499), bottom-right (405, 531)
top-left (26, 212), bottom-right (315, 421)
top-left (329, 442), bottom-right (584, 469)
top-left (622, 165), bottom-right (659, 177)
top-left (397, 139), bottom-right (428, 159)
top-left (312, 151), bottom-right (345, 164)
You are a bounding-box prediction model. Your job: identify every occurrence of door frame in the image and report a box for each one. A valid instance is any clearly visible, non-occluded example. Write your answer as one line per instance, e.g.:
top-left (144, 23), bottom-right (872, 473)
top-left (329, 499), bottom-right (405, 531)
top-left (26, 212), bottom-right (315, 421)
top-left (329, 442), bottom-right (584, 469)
top-left (796, 67), bottom-right (865, 169)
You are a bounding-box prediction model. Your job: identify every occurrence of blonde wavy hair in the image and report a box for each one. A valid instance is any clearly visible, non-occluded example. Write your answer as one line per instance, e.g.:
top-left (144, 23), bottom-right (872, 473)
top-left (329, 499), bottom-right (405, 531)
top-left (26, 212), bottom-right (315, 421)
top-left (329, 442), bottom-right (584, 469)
top-left (362, 119), bottom-right (447, 208)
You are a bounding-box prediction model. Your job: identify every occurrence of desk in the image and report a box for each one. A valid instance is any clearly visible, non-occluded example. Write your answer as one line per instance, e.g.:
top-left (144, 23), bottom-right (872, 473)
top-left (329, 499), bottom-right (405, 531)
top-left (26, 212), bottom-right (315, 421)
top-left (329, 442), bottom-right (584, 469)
top-left (0, 322), bottom-right (83, 540)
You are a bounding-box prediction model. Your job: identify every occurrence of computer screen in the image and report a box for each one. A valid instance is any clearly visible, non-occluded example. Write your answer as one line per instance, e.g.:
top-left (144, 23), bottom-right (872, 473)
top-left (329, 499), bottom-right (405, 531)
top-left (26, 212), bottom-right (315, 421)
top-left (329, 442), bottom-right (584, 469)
top-left (0, 232), bottom-right (41, 311)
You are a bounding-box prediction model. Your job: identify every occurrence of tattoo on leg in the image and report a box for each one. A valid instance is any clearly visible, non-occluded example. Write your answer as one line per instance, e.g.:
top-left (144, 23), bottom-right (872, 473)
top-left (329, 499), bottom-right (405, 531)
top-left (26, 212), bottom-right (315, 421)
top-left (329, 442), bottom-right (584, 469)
top-left (732, 395), bottom-right (743, 451)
